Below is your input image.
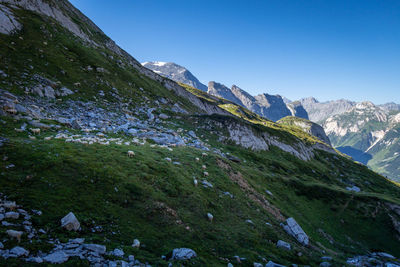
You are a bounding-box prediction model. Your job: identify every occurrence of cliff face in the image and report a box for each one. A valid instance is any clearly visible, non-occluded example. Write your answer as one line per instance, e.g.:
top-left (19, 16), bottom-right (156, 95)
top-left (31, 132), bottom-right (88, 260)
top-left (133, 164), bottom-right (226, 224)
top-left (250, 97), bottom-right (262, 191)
top-left (254, 93), bottom-right (292, 122)
top-left (286, 101), bottom-right (309, 120)
top-left (299, 97), bottom-right (355, 123)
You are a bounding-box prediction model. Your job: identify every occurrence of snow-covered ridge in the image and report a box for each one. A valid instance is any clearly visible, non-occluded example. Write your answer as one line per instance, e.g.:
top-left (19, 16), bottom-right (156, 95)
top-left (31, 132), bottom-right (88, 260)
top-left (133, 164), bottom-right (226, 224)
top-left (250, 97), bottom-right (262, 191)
top-left (142, 61), bottom-right (168, 67)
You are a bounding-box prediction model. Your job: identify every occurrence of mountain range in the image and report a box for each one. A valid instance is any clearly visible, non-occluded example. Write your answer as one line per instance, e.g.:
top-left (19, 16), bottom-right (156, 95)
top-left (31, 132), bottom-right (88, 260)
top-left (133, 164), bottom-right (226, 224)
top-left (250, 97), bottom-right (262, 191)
top-left (0, 1), bottom-right (400, 266)
top-left (142, 60), bottom-right (400, 182)
top-left (323, 101), bottom-right (400, 181)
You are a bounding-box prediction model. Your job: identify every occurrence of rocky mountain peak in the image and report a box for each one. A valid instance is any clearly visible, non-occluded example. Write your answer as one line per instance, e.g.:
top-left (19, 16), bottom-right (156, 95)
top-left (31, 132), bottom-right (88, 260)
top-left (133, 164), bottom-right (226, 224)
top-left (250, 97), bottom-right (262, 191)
top-left (254, 93), bottom-right (292, 121)
top-left (379, 102), bottom-right (400, 112)
top-left (286, 101), bottom-right (309, 120)
top-left (299, 97), bottom-right (356, 122)
top-left (355, 101), bottom-right (376, 109)
top-left (300, 97), bottom-right (319, 105)
top-left (141, 61), bottom-right (207, 91)
top-left (207, 81), bottom-right (242, 105)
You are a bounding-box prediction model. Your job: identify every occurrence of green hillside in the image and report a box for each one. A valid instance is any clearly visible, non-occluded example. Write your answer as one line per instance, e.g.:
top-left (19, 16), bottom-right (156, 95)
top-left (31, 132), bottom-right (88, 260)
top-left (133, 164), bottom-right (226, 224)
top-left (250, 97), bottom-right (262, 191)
top-left (0, 1), bottom-right (399, 266)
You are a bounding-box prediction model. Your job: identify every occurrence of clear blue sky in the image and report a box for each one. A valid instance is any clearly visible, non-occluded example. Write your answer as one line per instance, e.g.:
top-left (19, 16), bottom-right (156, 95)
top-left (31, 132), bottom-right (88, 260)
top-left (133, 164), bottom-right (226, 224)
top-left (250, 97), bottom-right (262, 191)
top-left (69, 0), bottom-right (400, 104)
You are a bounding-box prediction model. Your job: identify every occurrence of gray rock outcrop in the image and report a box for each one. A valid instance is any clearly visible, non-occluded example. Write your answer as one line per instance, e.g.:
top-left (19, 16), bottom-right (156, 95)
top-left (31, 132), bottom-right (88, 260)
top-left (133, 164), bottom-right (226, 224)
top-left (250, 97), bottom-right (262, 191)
top-left (254, 93), bottom-right (292, 121)
top-left (171, 248), bottom-right (197, 260)
top-left (208, 81), bottom-right (244, 105)
top-left (61, 212), bottom-right (80, 231)
top-left (276, 240), bottom-right (291, 250)
top-left (281, 217), bottom-right (309, 246)
top-left (0, 3), bottom-right (22, 34)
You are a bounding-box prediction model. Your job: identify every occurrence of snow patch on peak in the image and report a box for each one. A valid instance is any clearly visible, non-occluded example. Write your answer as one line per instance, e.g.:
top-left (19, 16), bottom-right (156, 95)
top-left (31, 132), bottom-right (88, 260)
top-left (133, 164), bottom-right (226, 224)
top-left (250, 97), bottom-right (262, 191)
top-left (153, 61), bottom-right (168, 66)
top-left (142, 61), bottom-right (169, 67)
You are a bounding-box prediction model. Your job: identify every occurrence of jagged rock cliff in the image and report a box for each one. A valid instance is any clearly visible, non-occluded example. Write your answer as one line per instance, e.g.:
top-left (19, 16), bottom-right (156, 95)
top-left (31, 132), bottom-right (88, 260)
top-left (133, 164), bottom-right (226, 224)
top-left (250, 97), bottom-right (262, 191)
top-left (253, 94), bottom-right (292, 122)
top-left (299, 97), bottom-right (355, 122)
top-left (286, 101), bottom-right (309, 120)
top-left (207, 81), bottom-right (243, 105)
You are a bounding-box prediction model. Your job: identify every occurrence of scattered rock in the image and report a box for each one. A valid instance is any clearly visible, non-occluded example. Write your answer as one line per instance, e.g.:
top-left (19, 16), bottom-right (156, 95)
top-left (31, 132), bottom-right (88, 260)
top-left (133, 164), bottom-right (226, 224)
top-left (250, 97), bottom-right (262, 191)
top-left (61, 212), bottom-right (80, 231)
top-left (346, 186), bottom-right (361, 192)
top-left (276, 240), bottom-right (291, 250)
top-left (132, 239), bottom-right (140, 248)
top-left (159, 113), bottom-right (169, 119)
top-left (5, 211), bottom-right (19, 219)
top-left (245, 219), bottom-right (254, 225)
top-left (201, 180), bottom-right (213, 188)
top-left (171, 248), bottom-right (197, 260)
top-left (227, 154), bottom-right (241, 163)
top-left (375, 252), bottom-right (395, 259)
top-left (112, 248), bottom-right (124, 257)
top-left (281, 217), bottom-right (309, 246)
top-left (265, 261), bottom-right (286, 267)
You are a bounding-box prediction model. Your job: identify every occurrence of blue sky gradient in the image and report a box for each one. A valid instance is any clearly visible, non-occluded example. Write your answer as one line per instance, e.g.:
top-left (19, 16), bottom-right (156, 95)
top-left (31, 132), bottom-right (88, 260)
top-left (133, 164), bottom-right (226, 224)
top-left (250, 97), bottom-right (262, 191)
top-left (70, 0), bottom-right (400, 104)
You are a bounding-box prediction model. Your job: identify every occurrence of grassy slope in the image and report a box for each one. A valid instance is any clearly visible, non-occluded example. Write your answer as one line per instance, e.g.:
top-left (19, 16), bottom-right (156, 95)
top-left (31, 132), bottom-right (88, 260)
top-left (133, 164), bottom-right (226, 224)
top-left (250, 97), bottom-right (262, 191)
top-left (1, 116), bottom-right (400, 266)
top-left (0, 7), bottom-right (199, 114)
top-left (180, 83), bottom-right (325, 147)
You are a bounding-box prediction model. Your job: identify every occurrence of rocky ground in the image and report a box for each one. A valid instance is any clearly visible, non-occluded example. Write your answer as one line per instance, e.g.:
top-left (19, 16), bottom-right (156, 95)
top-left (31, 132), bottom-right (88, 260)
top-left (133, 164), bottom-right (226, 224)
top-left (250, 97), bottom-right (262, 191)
top-left (1, 87), bottom-right (400, 266)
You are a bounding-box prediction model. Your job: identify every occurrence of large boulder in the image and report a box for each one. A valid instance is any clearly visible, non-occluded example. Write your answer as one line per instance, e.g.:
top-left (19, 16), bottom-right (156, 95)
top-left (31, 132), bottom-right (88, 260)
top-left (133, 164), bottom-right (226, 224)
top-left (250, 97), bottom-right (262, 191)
top-left (281, 217), bottom-right (309, 246)
top-left (61, 212), bottom-right (80, 231)
top-left (171, 248), bottom-right (197, 260)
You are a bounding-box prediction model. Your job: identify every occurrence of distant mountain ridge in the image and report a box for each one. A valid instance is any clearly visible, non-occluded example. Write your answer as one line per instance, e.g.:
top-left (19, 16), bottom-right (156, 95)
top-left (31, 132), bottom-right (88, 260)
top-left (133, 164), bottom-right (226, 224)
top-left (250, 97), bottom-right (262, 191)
top-left (142, 61), bottom-right (309, 122)
top-left (141, 60), bottom-right (400, 181)
top-left (322, 101), bottom-right (400, 182)
top-left (298, 97), bottom-right (356, 123)
top-left (142, 61), bottom-right (208, 91)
